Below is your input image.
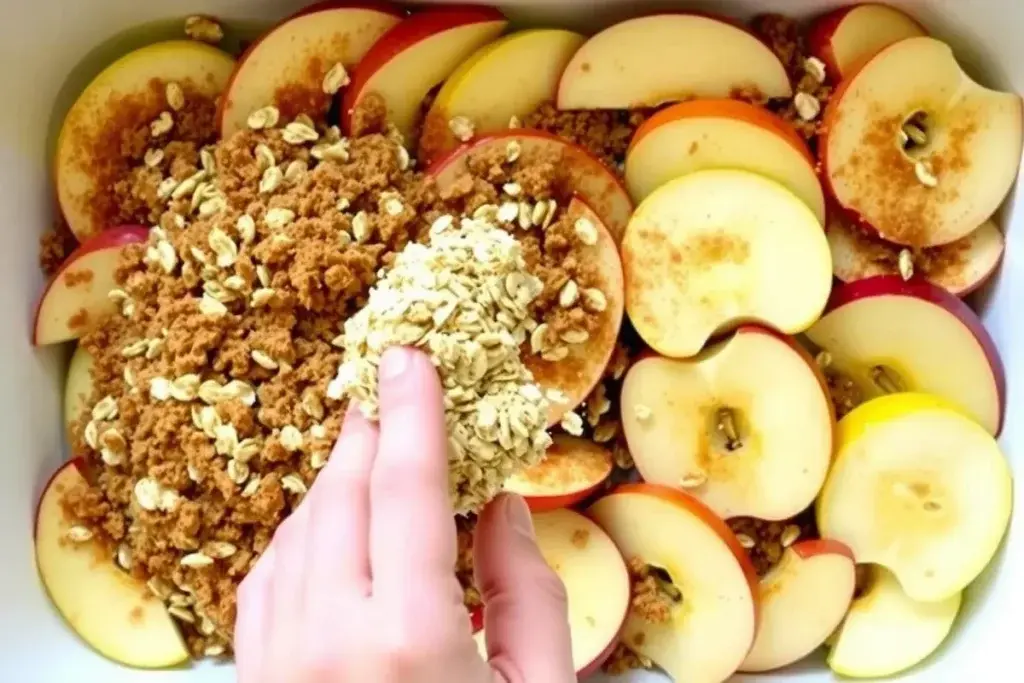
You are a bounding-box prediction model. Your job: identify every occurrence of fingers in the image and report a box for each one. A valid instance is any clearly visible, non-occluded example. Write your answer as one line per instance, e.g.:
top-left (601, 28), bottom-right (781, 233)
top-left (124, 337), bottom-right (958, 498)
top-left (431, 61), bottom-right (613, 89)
top-left (265, 500), bottom-right (311, 676)
top-left (304, 403), bottom-right (378, 600)
top-left (235, 547), bottom-right (275, 683)
top-left (370, 347), bottom-right (458, 597)
top-left (474, 494), bottom-right (575, 683)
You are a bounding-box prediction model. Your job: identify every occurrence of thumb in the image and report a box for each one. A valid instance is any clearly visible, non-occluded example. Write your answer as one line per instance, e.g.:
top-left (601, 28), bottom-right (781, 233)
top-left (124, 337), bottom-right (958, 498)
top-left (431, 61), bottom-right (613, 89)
top-left (474, 494), bottom-right (575, 683)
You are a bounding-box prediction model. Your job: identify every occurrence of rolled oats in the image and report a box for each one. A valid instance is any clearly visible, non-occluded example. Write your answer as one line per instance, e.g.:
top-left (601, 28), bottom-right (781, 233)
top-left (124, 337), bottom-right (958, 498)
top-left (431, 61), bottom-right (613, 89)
top-left (165, 82), bottom-right (186, 111)
top-left (181, 552), bottom-right (215, 568)
top-left (184, 15), bottom-right (224, 43)
top-left (144, 148), bottom-right (165, 168)
top-left (574, 217), bottom-right (599, 245)
top-left (448, 115), bottom-right (475, 142)
top-left (794, 92), bottom-right (821, 121)
top-left (265, 207), bottom-right (296, 230)
top-left (322, 62), bottom-right (351, 95)
top-left (247, 106), bottom-right (281, 131)
top-left (281, 473), bottom-right (308, 495)
top-left (560, 411), bottom-right (584, 436)
top-left (150, 111), bottom-right (174, 137)
top-left (67, 525), bottom-right (94, 542)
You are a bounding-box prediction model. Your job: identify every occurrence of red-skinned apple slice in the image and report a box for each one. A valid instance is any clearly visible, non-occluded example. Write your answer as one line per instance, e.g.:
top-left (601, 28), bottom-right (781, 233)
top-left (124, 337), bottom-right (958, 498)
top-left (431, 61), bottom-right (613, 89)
top-left (829, 218), bottom-right (1004, 297)
top-left (35, 460), bottom-right (189, 668)
top-left (740, 540), bottom-right (856, 672)
top-left (626, 99), bottom-right (825, 223)
top-left (504, 435), bottom-right (613, 512)
top-left (805, 275), bottom-right (1005, 435)
top-left (828, 565), bottom-right (961, 677)
top-left (341, 6), bottom-right (507, 141)
top-left (821, 36), bottom-right (1023, 247)
top-left (55, 41), bottom-right (235, 241)
top-left (473, 508), bottom-right (629, 676)
top-left (427, 128), bottom-right (633, 242)
top-left (621, 326), bottom-right (834, 521)
top-left (818, 393), bottom-right (1012, 603)
top-left (623, 169), bottom-right (832, 358)
top-left (64, 345), bottom-right (95, 430)
top-left (808, 3), bottom-right (927, 80)
top-left (419, 29), bottom-right (585, 163)
top-left (33, 226), bottom-right (149, 346)
top-left (588, 484), bottom-right (760, 683)
top-left (522, 199), bottom-right (623, 426)
top-left (217, 1), bottom-right (403, 137)
top-left (557, 14), bottom-right (791, 109)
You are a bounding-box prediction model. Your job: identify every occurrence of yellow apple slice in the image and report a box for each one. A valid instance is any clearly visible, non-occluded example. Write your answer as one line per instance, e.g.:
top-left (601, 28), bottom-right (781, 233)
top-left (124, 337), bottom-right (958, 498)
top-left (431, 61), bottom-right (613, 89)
top-left (822, 36), bottom-right (1023, 247)
top-left (64, 346), bottom-right (95, 430)
top-left (808, 3), bottom-right (927, 80)
top-left (817, 393), bottom-right (1012, 603)
top-left (829, 218), bottom-right (1004, 297)
top-left (557, 14), bottom-right (791, 110)
top-left (621, 326), bottom-right (833, 520)
top-left (588, 484), bottom-right (760, 683)
top-left (342, 6), bottom-right (508, 141)
top-left (35, 461), bottom-right (189, 668)
top-left (420, 29), bottom-right (585, 163)
top-left (56, 41), bottom-right (235, 241)
top-left (623, 169), bottom-right (832, 358)
top-left (828, 565), bottom-right (961, 678)
top-left (504, 436), bottom-right (613, 512)
top-left (218, 1), bottom-right (403, 137)
top-left (626, 99), bottom-right (825, 223)
top-left (740, 540), bottom-right (856, 672)
top-left (473, 508), bottom-right (630, 676)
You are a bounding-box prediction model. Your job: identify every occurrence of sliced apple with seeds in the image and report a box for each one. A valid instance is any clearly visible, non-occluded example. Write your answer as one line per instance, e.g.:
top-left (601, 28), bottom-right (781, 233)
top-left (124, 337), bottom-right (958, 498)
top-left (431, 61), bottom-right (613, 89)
top-left (504, 435), bottom-right (613, 512)
top-left (822, 36), bottom-right (1023, 248)
top-left (626, 99), bottom-right (825, 223)
top-left (622, 326), bottom-right (833, 521)
top-left (36, 460), bottom-right (189, 668)
top-left (218, 0), bottom-right (403, 137)
top-left (817, 393), bottom-right (1012, 603)
top-left (419, 29), bottom-right (585, 164)
top-left (557, 14), bottom-right (791, 110)
top-left (64, 346), bottom-right (95, 430)
top-left (33, 226), bottom-right (149, 346)
top-left (427, 128), bottom-right (633, 242)
top-left (473, 508), bottom-right (630, 677)
top-left (805, 275), bottom-right (1005, 435)
top-left (623, 169), bottom-right (832, 359)
top-left (740, 540), bottom-right (856, 673)
top-left (829, 218), bottom-right (1004, 297)
top-left (828, 565), bottom-right (961, 678)
top-left (588, 483), bottom-right (759, 683)
top-left (808, 3), bottom-right (927, 80)
top-left (56, 41), bottom-right (235, 241)
top-left (341, 5), bottom-right (507, 142)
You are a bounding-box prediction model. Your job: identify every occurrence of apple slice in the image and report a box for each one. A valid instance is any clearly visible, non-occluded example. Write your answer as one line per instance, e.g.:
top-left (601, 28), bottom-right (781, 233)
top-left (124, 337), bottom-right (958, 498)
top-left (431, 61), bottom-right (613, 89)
top-left (829, 218), bottom-right (1004, 297)
top-left (64, 346), bottom-right (95, 430)
top-left (473, 508), bottom-right (630, 676)
top-left (818, 393), bottom-right (1012, 603)
top-left (822, 36), bottom-right (1023, 247)
top-left (522, 199), bottom-right (624, 426)
top-left (740, 540), bottom-right (856, 672)
top-left (805, 275), bottom-right (1005, 435)
top-left (342, 6), bottom-right (507, 141)
top-left (420, 29), bottom-right (585, 163)
top-left (35, 460), bottom-right (189, 668)
top-left (808, 3), bottom-right (927, 80)
top-left (428, 129), bottom-right (633, 242)
top-left (626, 99), bottom-right (825, 223)
top-left (56, 41), bottom-right (235, 241)
top-left (828, 565), bottom-right (961, 677)
top-left (504, 435), bottom-right (613, 512)
top-left (33, 226), bottom-right (149, 346)
top-left (623, 169), bottom-right (832, 358)
top-left (621, 326), bottom-right (833, 521)
top-left (218, 1), bottom-right (403, 137)
top-left (557, 14), bottom-right (791, 110)
top-left (588, 484), bottom-right (759, 682)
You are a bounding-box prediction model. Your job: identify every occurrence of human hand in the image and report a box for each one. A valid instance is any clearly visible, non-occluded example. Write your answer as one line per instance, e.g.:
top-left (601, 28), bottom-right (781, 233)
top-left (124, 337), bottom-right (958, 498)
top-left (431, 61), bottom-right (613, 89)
top-left (235, 346), bottom-right (575, 683)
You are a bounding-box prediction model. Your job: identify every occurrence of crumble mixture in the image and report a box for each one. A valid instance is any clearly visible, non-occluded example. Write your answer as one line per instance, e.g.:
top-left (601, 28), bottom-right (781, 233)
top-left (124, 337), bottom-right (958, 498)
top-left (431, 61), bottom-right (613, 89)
top-left (522, 102), bottom-right (650, 172)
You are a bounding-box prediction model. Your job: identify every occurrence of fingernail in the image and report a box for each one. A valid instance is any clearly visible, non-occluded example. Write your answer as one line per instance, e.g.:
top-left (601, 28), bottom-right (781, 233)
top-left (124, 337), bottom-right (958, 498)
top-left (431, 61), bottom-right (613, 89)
top-left (504, 494), bottom-right (534, 539)
top-left (381, 347), bottom-right (413, 380)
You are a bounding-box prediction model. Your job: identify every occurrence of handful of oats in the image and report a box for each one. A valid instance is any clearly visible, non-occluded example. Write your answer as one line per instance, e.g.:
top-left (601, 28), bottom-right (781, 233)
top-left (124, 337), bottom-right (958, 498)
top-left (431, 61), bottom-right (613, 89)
top-left (328, 215), bottom-right (553, 513)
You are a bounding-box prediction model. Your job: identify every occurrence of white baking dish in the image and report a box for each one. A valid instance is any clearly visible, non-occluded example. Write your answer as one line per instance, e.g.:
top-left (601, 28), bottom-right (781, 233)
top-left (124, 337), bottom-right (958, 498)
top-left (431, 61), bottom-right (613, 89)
top-left (2, 0), bottom-right (1019, 681)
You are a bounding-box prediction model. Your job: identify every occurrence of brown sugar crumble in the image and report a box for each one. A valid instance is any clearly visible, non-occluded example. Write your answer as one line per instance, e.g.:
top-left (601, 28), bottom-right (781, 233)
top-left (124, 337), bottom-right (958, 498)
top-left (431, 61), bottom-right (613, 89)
top-left (63, 113), bottom-right (439, 657)
top-left (728, 509), bottom-right (818, 577)
top-left (522, 102), bottom-right (651, 172)
top-left (39, 219), bottom-right (78, 276)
